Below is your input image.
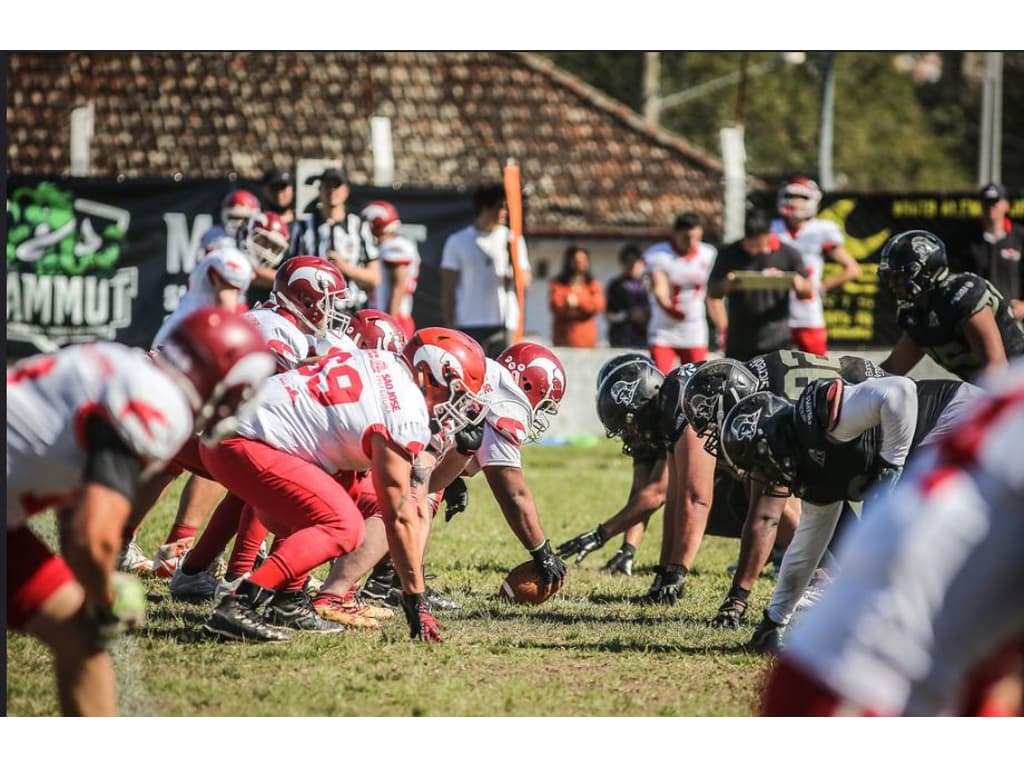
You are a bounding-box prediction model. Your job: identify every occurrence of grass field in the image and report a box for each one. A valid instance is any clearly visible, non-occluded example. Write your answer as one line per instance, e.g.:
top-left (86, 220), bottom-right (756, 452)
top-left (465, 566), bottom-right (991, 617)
top-left (6, 441), bottom-right (775, 716)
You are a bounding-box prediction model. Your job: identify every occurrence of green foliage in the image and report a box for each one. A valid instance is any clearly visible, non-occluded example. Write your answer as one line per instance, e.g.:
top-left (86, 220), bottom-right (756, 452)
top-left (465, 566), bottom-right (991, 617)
top-left (7, 442), bottom-right (773, 716)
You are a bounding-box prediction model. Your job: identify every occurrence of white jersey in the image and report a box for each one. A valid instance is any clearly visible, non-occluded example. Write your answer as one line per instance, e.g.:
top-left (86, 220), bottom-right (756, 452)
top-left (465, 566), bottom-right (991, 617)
top-left (153, 246), bottom-right (254, 348)
top-left (472, 358), bottom-right (534, 470)
top-left (782, 361), bottom-right (1024, 715)
top-left (237, 348), bottom-right (431, 475)
top-left (7, 342), bottom-right (194, 529)
top-left (374, 235), bottom-right (420, 320)
top-left (771, 218), bottom-right (844, 329)
top-left (311, 328), bottom-right (360, 358)
top-left (245, 307), bottom-right (311, 372)
top-left (643, 240), bottom-right (717, 348)
top-left (440, 225), bottom-right (530, 330)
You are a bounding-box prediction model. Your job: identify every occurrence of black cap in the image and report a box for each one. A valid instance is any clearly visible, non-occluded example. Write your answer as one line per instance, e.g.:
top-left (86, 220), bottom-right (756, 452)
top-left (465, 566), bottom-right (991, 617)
top-left (673, 212), bottom-right (702, 231)
top-left (316, 167), bottom-right (348, 187)
top-left (262, 167), bottom-right (293, 187)
top-left (980, 182), bottom-right (1008, 203)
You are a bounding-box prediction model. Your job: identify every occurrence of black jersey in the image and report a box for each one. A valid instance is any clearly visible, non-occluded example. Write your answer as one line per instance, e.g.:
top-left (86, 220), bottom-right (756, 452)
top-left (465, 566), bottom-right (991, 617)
top-left (897, 271), bottom-right (1024, 379)
top-left (744, 350), bottom-right (886, 403)
top-left (657, 363), bottom-right (704, 450)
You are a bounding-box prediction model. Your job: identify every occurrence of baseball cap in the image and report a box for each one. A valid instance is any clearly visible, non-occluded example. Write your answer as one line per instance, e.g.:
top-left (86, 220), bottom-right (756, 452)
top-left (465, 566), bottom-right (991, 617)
top-left (262, 167), bottom-right (293, 187)
top-left (979, 182), bottom-right (1008, 203)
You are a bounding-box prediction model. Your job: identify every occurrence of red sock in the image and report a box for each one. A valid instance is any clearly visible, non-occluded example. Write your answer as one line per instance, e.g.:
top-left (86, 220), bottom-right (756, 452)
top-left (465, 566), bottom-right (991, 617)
top-left (248, 555), bottom-right (290, 591)
top-left (165, 524), bottom-right (198, 544)
top-left (181, 495), bottom-right (244, 574)
top-left (226, 505), bottom-right (268, 577)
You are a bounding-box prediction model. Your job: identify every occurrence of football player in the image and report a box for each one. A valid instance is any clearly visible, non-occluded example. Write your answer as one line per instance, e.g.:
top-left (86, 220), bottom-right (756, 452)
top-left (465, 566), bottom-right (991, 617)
top-left (197, 328), bottom-right (489, 643)
top-left (721, 371), bottom-right (984, 652)
top-left (235, 210), bottom-right (292, 295)
top-left (362, 201), bottom-right (420, 340)
top-left (878, 229), bottom-right (1024, 380)
top-left (199, 189), bottom-right (261, 252)
top-left (6, 308), bottom-right (274, 715)
top-left (762, 361), bottom-right (1024, 715)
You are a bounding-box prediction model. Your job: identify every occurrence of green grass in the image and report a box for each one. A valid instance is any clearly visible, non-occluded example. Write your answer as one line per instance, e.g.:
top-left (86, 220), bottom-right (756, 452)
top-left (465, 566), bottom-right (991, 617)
top-left (6, 442), bottom-right (775, 716)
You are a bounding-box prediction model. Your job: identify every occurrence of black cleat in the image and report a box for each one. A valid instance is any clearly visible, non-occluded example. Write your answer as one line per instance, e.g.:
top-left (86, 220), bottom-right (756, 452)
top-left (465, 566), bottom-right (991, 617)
top-left (748, 610), bottom-right (785, 654)
top-left (359, 562), bottom-right (396, 603)
top-left (203, 594), bottom-right (292, 643)
top-left (264, 589), bottom-right (347, 633)
top-left (709, 595), bottom-right (748, 628)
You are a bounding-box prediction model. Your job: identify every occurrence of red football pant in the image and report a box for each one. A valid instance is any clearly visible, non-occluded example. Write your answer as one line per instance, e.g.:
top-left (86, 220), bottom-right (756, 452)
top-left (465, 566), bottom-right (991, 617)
top-left (7, 527), bottom-right (75, 630)
top-left (200, 437), bottom-right (364, 592)
top-left (162, 434), bottom-right (215, 480)
top-left (791, 327), bottom-right (828, 355)
top-left (761, 657), bottom-right (881, 716)
top-left (650, 345), bottom-right (708, 374)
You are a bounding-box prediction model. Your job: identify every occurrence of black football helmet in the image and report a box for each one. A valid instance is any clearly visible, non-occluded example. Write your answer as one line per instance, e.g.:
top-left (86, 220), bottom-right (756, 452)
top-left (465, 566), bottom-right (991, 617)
top-left (596, 359), bottom-right (665, 456)
top-left (682, 358), bottom-right (760, 456)
top-left (878, 229), bottom-right (949, 301)
top-left (596, 352), bottom-right (653, 393)
top-left (720, 392), bottom-right (799, 490)
top-left (657, 362), bottom-right (706, 449)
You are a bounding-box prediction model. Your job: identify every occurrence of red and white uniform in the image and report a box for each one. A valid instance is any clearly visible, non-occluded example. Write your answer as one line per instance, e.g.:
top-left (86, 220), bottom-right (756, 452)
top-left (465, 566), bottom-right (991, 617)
top-left (471, 359), bottom-right (534, 470)
top-left (153, 247), bottom-right (254, 348)
top-left (245, 307), bottom-right (311, 373)
top-left (374, 235), bottom-right (420, 327)
top-left (7, 343), bottom-right (194, 529)
top-left (311, 328), bottom-right (359, 358)
top-left (238, 349), bottom-right (431, 475)
top-left (768, 361), bottom-right (1024, 716)
top-left (771, 217), bottom-right (844, 330)
top-left (642, 240), bottom-right (717, 348)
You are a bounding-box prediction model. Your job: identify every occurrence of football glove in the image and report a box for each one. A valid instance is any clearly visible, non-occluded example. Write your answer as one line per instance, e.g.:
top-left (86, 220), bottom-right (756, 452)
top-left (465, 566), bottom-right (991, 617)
top-left (454, 421), bottom-right (485, 456)
top-left (443, 477), bottom-right (470, 522)
top-left (601, 543), bottom-right (636, 576)
top-left (91, 572), bottom-right (147, 648)
top-left (639, 564), bottom-right (687, 605)
top-left (529, 540), bottom-right (567, 586)
top-left (400, 591), bottom-right (443, 643)
top-left (864, 460), bottom-right (903, 512)
top-left (555, 524), bottom-right (609, 564)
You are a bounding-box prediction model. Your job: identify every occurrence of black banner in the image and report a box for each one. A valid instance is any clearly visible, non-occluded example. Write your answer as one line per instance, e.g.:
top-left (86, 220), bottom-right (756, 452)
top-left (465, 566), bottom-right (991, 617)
top-left (749, 191), bottom-right (1024, 347)
top-left (6, 176), bottom-right (473, 358)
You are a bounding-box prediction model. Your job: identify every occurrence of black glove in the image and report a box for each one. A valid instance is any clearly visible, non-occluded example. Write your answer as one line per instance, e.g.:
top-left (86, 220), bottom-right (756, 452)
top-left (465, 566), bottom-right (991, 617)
top-left (640, 564), bottom-right (688, 605)
top-left (709, 594), bottom-right (748, 629)
top-left (601, 543), bottom-right (636, 576)
top-left (555, 524), bottom-right (609, 564)
top-left (400, 591), bottom-right (443, 643)
top-left (454, 421), bottom-right (485, 456)
top-left (864, 460), bottom-right (903, 513)
top-left (443, 477), bottom-right (469, 522)
top-left (529, 540), bottom-right (567, 586)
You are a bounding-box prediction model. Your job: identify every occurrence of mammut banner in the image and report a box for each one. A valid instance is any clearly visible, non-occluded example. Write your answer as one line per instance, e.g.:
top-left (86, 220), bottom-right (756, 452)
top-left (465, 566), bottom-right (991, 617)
top-left (748, 191), bottom-right (1024, 347)
top-left (6, 176), bottom-right (474, 357)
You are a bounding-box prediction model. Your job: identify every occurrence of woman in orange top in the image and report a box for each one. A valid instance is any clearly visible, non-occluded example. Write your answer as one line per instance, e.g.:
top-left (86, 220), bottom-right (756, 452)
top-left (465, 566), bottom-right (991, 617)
top-left (549, 245), bottom-right (606, 348)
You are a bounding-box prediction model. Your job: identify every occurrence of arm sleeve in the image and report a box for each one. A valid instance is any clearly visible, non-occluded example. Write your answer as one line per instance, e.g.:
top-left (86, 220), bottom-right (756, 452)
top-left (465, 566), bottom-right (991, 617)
top-left (829, 377), bottom-right (918, 466)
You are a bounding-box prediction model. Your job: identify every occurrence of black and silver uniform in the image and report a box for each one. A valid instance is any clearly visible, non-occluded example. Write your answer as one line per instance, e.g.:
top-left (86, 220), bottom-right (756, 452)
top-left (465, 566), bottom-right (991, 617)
top-left (744, 350), bottom-right (886, 403)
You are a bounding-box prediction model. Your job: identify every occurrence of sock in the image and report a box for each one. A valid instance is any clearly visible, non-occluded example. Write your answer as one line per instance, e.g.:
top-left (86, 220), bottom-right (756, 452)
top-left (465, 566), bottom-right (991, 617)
top-left (165, 523), bottom-right (198, 544)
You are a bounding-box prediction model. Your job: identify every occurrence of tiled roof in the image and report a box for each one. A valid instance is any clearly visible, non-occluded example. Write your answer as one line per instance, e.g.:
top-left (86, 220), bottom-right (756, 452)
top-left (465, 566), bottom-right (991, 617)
top-left (7, 52), bottom-right (735, 236)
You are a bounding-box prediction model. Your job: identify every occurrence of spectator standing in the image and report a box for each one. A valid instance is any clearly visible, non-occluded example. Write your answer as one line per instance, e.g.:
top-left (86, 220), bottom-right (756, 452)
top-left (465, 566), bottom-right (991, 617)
top-left (440, 183), bottom-right (530, 358)
top-left (707, 210), bottom-right (813, 361)
top-left (292, 167), bottom-right (379, 312)
top-left (362, 200), bottom-right (420, 339)
top-left (958, 182), bottom-right (1024, 320)
top-left (250, 167), bottom-right (299, 306)
top-left (643, 212), bottom-right (721, 373)
top-left (773, 177), bottom-right (862, 354)
top-left (549, 245), bottom-right (606, 348)
top-left (605, 244), bottom-right (651, 348)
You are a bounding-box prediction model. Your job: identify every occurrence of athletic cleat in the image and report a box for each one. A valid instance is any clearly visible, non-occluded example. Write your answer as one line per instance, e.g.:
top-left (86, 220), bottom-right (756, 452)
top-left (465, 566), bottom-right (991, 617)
top-left (748, 611), bottom-right (786, 654)
top-left (709, 595), bottom-right (748, 628)
top-left (311, 592), bottom-right (382, 629)
top-left (169, 554), bottom-right (218, 601)
top-left (359, 562), bottom-right (396, 603)
top-left (203, 594), bottom-right (291, 643)
top-left (117, 538), bottom-right (154, 575)
top-left (264, 590), bottom-right (347, 633)
top-left (152, 536), bottom-right (195, 579)
top-left (214, 573), bottom-right (248, 603)
top-left (340, 586), bottom-right (393, 620)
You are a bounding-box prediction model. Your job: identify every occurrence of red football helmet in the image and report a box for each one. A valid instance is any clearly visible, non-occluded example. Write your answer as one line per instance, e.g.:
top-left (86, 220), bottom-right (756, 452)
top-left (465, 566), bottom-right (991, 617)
top-left (237, 211), bottom-right (290, 269)
top-left (271, 256), bottom-right (349, 336)
top-left (777, 177), bottom-right (822, 221)
top-left (153, 306), bottom-right (276, 444)
top-left (345, 309), bottom-right (407, 353)
top-left (402, 328), bottom-right (489, 434)
top-left (361, 201), bottom-right (401, 239)
top-left (221, 190), bottom-right (261, 236)
top-left (498, 342), bottom-right (567, 441)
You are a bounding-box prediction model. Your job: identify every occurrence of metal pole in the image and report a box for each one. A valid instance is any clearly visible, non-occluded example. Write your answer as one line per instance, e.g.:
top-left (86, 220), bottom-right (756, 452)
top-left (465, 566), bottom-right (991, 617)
top-left (818, 52), bottom-right (835, 190)
top-left (643, 52), bottom-right (661, 126)
top-left (978, 52), bottom-right (1003, 185)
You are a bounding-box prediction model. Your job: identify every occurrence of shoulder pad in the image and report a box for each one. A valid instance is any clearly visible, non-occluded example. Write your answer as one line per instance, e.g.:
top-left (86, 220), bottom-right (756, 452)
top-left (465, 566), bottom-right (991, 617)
top-left (793, 378), bottom-right (844, 450)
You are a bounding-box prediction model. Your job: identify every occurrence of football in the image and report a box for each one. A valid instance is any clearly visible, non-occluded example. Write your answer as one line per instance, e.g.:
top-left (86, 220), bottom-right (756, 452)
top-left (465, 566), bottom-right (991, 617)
top-left (497, 560), bottom-right (563, 605)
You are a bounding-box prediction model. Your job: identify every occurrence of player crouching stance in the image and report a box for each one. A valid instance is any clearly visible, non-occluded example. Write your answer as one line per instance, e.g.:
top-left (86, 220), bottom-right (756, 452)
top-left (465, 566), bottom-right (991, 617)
top-left (199, 327), bottom-right (489, 642)
top-left (6, 308), bottom-right (275, 715)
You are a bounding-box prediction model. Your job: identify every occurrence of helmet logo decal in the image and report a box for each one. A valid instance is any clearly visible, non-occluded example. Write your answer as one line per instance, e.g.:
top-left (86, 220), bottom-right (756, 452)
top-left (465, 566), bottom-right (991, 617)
top-left (689, 393), bottom-right (718, 423)
top-left (610, 377), bottom-right (640, 405)
top-left (288, 265), bottom-right (333, 288)
top-left (911, 235), bottom-right (940, 259)
top-left (526, 356), bottom-right (565, 391)
top-left (730, 407), bottom-right (762, 442)
top-left (413, 345), bottom-right (464, 384)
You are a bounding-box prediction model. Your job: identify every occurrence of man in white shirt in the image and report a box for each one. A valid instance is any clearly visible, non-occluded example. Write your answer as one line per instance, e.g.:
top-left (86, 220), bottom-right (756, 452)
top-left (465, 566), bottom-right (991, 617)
top-left (440, 184), bottom-right (530, 357)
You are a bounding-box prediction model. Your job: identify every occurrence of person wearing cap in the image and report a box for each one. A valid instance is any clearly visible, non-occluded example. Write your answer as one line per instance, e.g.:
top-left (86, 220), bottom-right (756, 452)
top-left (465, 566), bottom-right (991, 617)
top-left (641, 212), bottom-right (722, 373)
top-left (260, 168), bottom-right (297, 226)
top-left (292, 166), bottom-right (379, 313)
top-left (960, 183), bottom-right (1024, 320)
